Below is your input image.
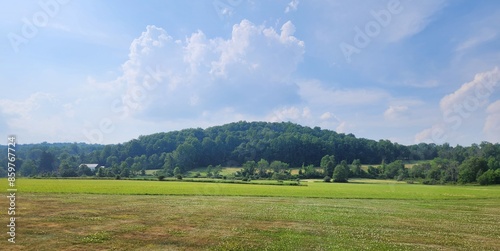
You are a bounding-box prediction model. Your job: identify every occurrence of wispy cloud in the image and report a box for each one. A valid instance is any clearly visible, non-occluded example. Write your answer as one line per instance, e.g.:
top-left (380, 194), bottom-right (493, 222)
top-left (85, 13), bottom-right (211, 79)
top-left (285, 0), bottom-right (299, 13)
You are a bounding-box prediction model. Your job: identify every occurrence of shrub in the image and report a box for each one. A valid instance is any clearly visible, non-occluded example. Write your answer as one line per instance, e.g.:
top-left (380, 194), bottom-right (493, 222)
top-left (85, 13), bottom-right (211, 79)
top-left (422, 179), bottom-right (437, 185)
top-left (477, 169), bottom-right (497, 186)
top-left (176, 174), bottom-right (183, 180)
top-left (323, 176), bottom-right (331, 182)
top-left (115, 175), bottom-right (121, 180)
top-left (157, 175), bottom-right (165, 181)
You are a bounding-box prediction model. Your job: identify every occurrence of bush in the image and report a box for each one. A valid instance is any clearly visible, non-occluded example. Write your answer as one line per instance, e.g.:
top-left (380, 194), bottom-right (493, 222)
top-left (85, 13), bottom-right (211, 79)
top-left (176, 174), bottom-right (183, 180)
top-left (477, 169), bottom-right (497, 186)
top-left (323, 176), bottom-right (331, 182)
top-left (157, 175), bottom-right (165, 181)
top-left (422, 179), bottom-right (437, 185)
top-left (115, 175), bottom-right (121, 180)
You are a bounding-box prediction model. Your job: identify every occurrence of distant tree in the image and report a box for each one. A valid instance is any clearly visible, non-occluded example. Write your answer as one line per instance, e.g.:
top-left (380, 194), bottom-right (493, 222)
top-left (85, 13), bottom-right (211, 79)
top-left (350, 159), bottom-right (362, 177)
top-left (241, 161), bottom-right (257, 177)
top-left (270, 161), bottom-right (289, 173)
top-left (163, 153), bottom-right (175, 172)
top-left (257, 159), bottom-right (269, 177)
top-left (20, 160), bottom-right (37, 177)
top-left (325, 160), bottom-right (334, 178)
top-left (459, 157), bottom-right (488, 183)
top-left (367, 166), bottom-right (380, 179)
top-left (333, 160), bottom-right (349, 182)
top-left (477, 169), bottom-right (497, 185)
top-left (120, 162), bottom-right (130, 178)
top-left (383, 160), bottom-right (405, 179)
top-left (59, 161), bottom-right (77, 177)
top-left (173, 166), bottom-right (182, 176)
top-left (321, 155), bottom-right (335, 177)
top-left (97, 167), bottom-right (106, 177)
top-left (39, 151), bottom-right (56, 174)
top-left (303, 164), bottom-right (320, 178)
top-left (77, 164), bottom-right (93, 176)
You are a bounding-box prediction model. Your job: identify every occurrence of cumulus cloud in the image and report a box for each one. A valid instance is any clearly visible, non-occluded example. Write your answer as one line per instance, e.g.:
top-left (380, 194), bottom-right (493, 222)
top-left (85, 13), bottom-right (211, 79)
top-left (115, 20), bottom-right (305, 122)
top-left (415, 67), bottom-right (500, 144)
top-left (268, 106), bottom-right (311, 122)
top-left (285, 0), bottom-right (299, 13)
top-left (440, 67), bottom-right (500, 116)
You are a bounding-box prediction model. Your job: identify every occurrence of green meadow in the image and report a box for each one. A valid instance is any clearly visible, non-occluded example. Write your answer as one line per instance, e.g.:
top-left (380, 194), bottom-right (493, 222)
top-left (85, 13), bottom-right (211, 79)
top-left (2, 179), bottom-right (500, 250)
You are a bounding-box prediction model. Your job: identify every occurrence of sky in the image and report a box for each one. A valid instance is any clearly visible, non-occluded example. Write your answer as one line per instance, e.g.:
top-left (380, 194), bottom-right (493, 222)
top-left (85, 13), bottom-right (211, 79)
top-left (1, 0), bottom-right (499, 146)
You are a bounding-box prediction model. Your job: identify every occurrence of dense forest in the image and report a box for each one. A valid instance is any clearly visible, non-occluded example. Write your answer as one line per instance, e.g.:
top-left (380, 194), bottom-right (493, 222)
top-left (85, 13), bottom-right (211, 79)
top-left (1, 121), bottom-right (499, 185)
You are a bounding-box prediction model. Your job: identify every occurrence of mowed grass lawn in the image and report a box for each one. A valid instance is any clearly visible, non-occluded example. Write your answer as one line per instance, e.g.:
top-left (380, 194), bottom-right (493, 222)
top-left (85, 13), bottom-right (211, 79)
top-left (12, 178), bottom-right (500, 200)
top-left (1, 179), bottom-right (499, 250)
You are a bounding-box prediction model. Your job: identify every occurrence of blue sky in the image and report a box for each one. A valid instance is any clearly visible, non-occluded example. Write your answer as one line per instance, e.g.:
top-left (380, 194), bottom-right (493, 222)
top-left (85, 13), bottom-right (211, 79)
top-left (1, 0), bottom-right (500, 145)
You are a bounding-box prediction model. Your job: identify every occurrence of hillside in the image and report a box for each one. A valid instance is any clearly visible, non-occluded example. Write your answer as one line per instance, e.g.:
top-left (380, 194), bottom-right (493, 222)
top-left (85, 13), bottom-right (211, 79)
top-left (1, 121), bottom-right (499, 181)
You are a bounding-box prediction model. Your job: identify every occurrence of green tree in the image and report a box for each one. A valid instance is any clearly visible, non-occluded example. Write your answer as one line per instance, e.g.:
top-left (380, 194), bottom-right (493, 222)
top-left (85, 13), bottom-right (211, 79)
top-left (77, 164), bottom-right (93, 176)
top-left (20, 160), bottom-right (37, 177)
top-left (321, 155), bottom-right (335, 176)
top-left (270, 161), bottom-right (289, 173)
top-left (257, 159), bottom-right (269, 177)
top-left (458, 157), bottom-right (488, 183)
top-left (241, 161), bottom-right (257, 177)
top-left (350, 159), bottom-right (362, 177)
top-left (173, 166), bottom-right (182, 176)
top-left (39, 151), bottom-right (56, 174)
top-left (333, 160), bottom-right (349, 183)
top-left (59, 161), bottom-right (77, 177)
top-left (120, 162), bottom-right (130, 178)
top-left (477, 169), bottom-right (498, 185)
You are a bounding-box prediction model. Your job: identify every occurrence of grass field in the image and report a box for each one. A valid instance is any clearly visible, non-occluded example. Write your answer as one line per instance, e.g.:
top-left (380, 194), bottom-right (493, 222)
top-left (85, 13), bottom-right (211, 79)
top-left (2, 179), bottom-right (500, 250)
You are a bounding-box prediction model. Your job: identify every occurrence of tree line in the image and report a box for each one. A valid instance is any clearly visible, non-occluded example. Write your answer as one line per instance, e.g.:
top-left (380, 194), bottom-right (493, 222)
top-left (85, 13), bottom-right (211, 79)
top-left (0, 121), bottom-right (499, 185)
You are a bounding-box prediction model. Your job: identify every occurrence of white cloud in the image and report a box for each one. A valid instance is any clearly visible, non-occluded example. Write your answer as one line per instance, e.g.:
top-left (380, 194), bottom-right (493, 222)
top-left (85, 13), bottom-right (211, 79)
top-left (456, 29), bottom-right (497, 52)
top-left (384, 105), bottom-right (408, 120)
top-left (268, 106), bottom-right (308, 122)
top-left (115, 20), bottom-right (305, 119)
top-left (336, 121), bottom-right (347, 133)
top-left (285, 0), bottom-right (299, 13)
top-left (415, 67), bottom-right (500, 144)
top-left (0, 92), bottom-right (54, 119)
top-left (385, 0), bottom-right (447, 42)
top-left (484, 100), bottom-right (500, 142)
top-left (440, 67), bottom-right (500, 115)
top-left (320, 112), bottom-right (332, 120)
top-left (0, 93), bottom-right (80, 142)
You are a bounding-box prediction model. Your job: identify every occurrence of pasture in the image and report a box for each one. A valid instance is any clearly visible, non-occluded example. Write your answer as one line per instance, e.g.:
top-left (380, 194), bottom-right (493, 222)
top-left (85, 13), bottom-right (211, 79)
top-left (2, 179), bottom-right (500, 250)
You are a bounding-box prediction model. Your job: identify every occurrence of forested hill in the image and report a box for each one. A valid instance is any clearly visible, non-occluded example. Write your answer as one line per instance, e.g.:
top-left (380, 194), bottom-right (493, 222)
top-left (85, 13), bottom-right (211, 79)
top-left (117, 121), bottom-right (418, 169)
top-left (82, 121), bottom-right (491, 171)
top-left (2, 121), bottom-right (499, 178)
